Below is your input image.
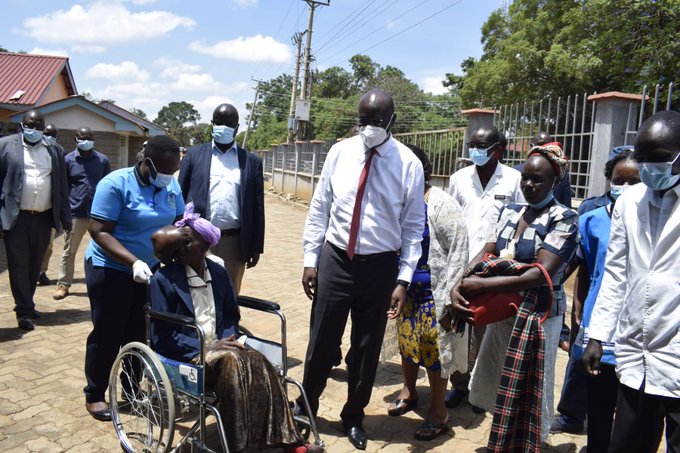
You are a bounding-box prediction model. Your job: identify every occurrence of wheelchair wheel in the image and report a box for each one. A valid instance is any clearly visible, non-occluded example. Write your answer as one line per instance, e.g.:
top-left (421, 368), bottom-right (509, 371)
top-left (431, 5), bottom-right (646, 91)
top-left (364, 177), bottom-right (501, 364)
top-left (109, 342), bottom-right (175, 453)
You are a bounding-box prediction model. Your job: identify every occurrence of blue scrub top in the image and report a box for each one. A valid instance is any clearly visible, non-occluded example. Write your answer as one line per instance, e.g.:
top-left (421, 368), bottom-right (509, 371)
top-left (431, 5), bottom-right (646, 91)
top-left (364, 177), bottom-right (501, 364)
top-left (85, 165), bottom-right (185, 274)
top-left (570, 205), bottom-right (616, 365)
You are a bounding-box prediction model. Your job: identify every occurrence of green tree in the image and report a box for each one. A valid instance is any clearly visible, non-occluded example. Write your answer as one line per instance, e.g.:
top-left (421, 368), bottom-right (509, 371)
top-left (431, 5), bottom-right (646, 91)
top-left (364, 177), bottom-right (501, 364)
top-left (156, 101), bottom-right (200, 130)
top-left (130, 108), bottom-right (148, 120)
top-left (170, 123), bottom-right (211, 148)
top-left (349, 54), bottom-right (379, 91)
top-left (453, 0), bottom-right (680, 107)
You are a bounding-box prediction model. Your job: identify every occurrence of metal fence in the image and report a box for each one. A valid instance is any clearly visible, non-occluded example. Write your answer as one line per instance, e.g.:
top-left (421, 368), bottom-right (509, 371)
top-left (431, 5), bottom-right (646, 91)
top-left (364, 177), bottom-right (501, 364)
top-left (392, 128), bottom-right (467, 177)
top-left (493, 93), bottom-right (597, 200)
top-left (624, 81), bottom-right (679, 145)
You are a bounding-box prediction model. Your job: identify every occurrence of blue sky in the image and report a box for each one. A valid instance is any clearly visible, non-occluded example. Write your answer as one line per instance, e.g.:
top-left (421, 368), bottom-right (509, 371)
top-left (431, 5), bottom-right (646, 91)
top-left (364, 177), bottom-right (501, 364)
top-left (1, 0), bottom-right (502, 125)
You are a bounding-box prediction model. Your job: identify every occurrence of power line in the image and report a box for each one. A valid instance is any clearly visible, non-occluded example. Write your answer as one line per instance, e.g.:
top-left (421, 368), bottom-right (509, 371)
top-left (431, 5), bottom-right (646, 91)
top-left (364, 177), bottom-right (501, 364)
top-left (313, 0), bottom-right (380, 53)
top-left (313, 0), bottom-right (374, 44)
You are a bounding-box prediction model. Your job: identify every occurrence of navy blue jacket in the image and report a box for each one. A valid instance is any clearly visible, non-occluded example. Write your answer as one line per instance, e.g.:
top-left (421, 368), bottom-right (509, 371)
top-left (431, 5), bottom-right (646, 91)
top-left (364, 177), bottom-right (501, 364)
top-left (178, 142), bottom-right (265, 262)
top-left (64, 149), bottom-right (111, 218)
top-left (150, 260), bottom-right (240, 362)
top-left (577, 192), bottom-right (611, 215)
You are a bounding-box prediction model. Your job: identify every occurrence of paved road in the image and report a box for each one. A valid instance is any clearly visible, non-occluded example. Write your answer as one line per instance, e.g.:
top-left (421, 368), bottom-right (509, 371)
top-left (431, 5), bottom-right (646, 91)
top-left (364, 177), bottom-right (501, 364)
top-left (0, 195), bottom-right (589, 452)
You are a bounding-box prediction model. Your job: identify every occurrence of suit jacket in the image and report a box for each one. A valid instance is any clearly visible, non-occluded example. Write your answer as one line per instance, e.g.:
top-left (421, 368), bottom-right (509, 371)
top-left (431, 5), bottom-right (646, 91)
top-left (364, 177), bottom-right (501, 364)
top-left (589, 183), bottom-right (680, 398)
top-left (178, 142), bottom-right (265, 262)
top-left (150, 259), bottom-right (240, 362)
top-left (0, 133), bottom-right (71, 232)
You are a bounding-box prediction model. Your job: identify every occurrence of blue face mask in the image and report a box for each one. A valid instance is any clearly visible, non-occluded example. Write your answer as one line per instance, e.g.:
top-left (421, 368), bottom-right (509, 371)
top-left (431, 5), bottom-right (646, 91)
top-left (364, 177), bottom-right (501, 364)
top-left (469, 144), bottom-right (497, 167)
top-left (528, 191), bottom-right (555, 210)
top-left (77, 139), bottom-right (94, 151)
top-left (637, 153), bottom-right (680, 190)
top-left (22, 124), bottom-right (44, 144)
top-left (212, 125), bottom-right (236, 145)
top-left (146, 158), bottom-right (174, 188)
top-left (609, 184), bottom-right (629, 200)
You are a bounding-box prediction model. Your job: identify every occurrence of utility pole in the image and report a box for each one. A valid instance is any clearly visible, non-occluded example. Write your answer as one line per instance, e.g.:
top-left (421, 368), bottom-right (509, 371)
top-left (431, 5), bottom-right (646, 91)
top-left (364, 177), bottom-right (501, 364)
top-left (287, 32), bottom-right (305, 144)
top-left (242, 77), bottom-right (262, 150)
top-left (296, 0), bottom-right (330, 139)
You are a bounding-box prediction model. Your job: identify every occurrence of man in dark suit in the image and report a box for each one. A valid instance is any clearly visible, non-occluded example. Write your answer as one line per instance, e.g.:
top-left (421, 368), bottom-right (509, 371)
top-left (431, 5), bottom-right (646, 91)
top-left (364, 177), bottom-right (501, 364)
top-left (178, 103), bottom-right (264, 295)
top-left (0, 110), bottom-right (71, 330)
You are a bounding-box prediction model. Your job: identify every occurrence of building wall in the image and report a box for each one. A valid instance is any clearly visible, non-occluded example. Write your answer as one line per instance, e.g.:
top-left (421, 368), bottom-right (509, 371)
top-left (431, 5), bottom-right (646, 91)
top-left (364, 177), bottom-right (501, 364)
top-left (39, 74), bottom-right (70, 106)
top-left (45, 105), bottom-right (117, 132)
top-left (129, 136), bottom-right (146, 166)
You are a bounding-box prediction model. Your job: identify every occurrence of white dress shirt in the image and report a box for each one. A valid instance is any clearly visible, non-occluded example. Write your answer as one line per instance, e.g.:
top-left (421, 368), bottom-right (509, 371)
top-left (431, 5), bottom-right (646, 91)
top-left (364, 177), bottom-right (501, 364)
top-left (208, 141), bottom-right (240, 230)
top-left (303, 135), bottom-right (425, 282)
top-left (589, 183), bottom-right (680, 398)
top-left (448, 162), bottom-right (524, 262)
top-left (186, 263), bottom-right (218, 344)
top-left (20, 140), bottom-right (52, 212)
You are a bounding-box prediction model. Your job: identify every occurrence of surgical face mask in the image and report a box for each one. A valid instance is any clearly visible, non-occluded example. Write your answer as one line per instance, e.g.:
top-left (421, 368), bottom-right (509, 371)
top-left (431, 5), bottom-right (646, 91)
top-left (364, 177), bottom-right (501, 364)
top-left (21, 124), bottom-right (44, 144)
top-left (146, 158), bottom-right (174, 188)
top-left (637, 153), bottom-right (680, 190)
top-left (44, 136), bottom-right (57, 146)
top-left (77, 139), bottom-right (94, 151)
top-left (359, 125), bottom-right (388, 149)
top-left (469, 146), bottom-right (495, 167)
top-left (609, 184), bottom-right (630, 200)
top-left (212, 125), bottom-right (236, 145)
top-left (528, 191), bottom-right (555, 210)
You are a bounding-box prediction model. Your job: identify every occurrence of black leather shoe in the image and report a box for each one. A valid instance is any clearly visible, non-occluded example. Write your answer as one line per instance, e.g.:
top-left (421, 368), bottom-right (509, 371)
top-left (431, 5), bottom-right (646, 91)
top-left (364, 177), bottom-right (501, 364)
top-left (444, 389), bottom-right (468, 408)
top-left (30, 310), bottom-right (42, 319)
top-left (38, 272), bottom-right (52, 286)
top-left (86, 402), bottom-right (112, 422)
top-left (17, 318), bottom-right (35, 331)
top-left (347, 426), bottom-right (367, 450)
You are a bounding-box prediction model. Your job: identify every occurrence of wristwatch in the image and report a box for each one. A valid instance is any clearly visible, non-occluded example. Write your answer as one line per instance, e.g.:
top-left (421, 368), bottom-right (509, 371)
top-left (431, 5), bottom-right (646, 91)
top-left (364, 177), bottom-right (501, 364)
top-left (396, 279), bottom-right (410, 290)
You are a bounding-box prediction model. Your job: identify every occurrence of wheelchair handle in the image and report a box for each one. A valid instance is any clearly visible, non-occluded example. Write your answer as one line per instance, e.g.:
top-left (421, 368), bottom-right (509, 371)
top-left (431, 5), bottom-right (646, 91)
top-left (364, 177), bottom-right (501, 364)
top-left (147, 307), bottom-right (197, 327)
top-left (238, 295), bottom-right (281, 312)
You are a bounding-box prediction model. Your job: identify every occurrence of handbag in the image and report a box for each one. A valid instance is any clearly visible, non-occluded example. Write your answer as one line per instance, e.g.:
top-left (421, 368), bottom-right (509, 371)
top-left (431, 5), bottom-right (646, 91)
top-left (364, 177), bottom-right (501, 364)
top-left (466, 260), bottom-right (553, 327)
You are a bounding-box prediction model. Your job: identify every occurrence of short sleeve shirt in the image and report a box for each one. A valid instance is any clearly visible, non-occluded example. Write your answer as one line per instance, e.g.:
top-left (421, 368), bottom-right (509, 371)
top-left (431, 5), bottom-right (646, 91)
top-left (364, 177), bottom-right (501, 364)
top-left (85, 166), bottom-right (185, 273)
top-left (489, 202), bottom-right (579, 316)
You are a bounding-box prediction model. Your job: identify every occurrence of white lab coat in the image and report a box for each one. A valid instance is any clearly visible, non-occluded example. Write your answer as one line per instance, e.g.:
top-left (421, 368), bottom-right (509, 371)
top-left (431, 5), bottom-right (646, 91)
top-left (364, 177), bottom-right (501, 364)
top-left (589, 182), bottom-right (680, 398)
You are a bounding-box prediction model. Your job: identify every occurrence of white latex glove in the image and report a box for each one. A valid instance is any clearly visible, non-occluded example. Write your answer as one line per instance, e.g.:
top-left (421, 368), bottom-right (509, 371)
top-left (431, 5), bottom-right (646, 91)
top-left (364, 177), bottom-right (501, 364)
top-left (205, 253), bottom-right (225, 268)
top-left (132, 260), bottom-right (153, 283)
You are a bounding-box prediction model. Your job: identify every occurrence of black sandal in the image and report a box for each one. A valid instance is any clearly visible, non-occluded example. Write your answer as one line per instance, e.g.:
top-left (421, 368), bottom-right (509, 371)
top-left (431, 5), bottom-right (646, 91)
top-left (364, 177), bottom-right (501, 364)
top-left (387, 397), bottom-right (418, 416)
top-left (414, 419), bottom-right (450, 440)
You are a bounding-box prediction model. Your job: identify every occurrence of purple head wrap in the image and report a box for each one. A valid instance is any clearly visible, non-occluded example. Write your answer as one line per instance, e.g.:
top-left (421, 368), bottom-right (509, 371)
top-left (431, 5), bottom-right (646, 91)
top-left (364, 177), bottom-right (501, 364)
top-left (174, 202), bottom-right (221, 248)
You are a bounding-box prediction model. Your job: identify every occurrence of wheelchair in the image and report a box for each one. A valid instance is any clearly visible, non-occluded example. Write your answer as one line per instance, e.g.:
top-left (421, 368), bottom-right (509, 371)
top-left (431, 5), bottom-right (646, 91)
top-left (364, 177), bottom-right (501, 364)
top-left (108, 295), bottom-right (324, 453)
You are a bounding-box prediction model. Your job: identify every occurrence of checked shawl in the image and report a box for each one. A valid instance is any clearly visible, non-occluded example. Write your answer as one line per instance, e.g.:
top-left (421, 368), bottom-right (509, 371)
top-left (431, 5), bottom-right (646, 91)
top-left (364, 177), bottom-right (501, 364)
top-left (466, 257), bottom-right (550, 453)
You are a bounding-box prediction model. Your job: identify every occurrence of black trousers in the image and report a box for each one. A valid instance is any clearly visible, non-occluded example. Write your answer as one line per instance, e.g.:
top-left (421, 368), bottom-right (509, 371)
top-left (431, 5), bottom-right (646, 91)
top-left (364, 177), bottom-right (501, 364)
top-left (3, 210), bottom-right (53, 318)
top-left (608, 381), bottom-right (680, 453)
top-left (83, 258), bottom-right (147, 403)
top-left (301, 242), bottom-right (397, 428)
top-left (586, 363), bottom-right (618, 452)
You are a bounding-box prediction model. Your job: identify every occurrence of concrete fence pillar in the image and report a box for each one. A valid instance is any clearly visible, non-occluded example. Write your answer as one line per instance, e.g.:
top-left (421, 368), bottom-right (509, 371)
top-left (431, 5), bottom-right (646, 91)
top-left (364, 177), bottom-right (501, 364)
top-left (461, 108), bottom-right (498, 159)
top-left (587, 92), bottom-right (644, 198)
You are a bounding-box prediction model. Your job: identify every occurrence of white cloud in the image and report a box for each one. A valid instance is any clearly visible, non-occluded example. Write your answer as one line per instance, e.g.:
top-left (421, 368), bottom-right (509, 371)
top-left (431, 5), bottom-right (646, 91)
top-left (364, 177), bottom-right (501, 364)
top-left (128, 0), bottom-right (159, 4)
top-left (22, 2), bottom-right (195, 52)
top-left (234, 0), bottom-right (258, 7)
top-left (29, 47), bottom-right (68, 57)
top-left (153, 57), bottom-right (202, 79)
top-left (189, 35), bottom-right (291, 63)
top-left (170, 73), bottom-right (221, 92)
top-left (86, 61), bottom-right (150, 82)
top-left (421, 76), bottom-right (448, 95)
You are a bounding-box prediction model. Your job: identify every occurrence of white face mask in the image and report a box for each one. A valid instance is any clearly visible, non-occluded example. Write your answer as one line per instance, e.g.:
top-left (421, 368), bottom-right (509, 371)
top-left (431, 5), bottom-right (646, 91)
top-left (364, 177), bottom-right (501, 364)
top-left (359, 125), bottom-right (388, 149)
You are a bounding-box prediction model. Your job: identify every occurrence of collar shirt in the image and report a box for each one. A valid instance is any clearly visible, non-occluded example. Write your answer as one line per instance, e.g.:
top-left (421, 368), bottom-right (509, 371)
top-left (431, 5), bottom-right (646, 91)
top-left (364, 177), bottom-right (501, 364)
top-left (65, 149), bottom-right (111, 218)
top-left (20, 139), bottom-right (52, 212)
top-left (589, 183), bottom-right (680, 398)
top-left (208, 141), bottom-right (241, 230)
top-left (186, 263), bottom-right (218, 345)
top-left (448, 162), bottom-right (524, 262)
top-left (303, 135), bottom-right (425, 282)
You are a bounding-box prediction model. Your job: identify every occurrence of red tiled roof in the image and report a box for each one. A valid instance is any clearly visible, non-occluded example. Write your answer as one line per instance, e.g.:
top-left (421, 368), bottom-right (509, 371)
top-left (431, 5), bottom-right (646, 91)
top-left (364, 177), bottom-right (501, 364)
top-left (0, 52), bottom-right (76, 106)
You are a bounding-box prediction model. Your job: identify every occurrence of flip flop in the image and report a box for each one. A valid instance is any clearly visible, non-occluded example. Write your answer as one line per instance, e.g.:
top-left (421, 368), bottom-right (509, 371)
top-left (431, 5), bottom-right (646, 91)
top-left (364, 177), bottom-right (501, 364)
top-left (387, 397), bottom-right (419, 416)
top-left (414, 419), bottom-right (450, 441)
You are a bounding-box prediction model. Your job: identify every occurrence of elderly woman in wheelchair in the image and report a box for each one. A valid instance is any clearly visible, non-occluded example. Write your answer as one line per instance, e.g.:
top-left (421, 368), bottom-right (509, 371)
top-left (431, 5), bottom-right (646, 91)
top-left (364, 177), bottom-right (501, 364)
top-left (109, 203), bottom-right (323, 453)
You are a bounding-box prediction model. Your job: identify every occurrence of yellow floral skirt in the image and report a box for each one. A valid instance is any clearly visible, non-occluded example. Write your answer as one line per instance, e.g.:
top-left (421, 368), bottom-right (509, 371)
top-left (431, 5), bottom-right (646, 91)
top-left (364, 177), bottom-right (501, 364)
top-left (398, 270), bottom-right (440, 370)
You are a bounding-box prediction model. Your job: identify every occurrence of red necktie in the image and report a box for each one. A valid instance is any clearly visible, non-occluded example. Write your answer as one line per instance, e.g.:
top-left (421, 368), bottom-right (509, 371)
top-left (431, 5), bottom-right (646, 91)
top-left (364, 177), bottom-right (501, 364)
top-left (347, 148), bottom-right (377, 260)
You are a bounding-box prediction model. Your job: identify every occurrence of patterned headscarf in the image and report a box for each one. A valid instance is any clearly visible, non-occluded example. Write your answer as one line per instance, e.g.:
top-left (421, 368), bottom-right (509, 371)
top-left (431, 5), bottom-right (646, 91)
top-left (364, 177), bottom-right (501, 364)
top-left (527, 142), bottom-right (568, 181)
top-left (174, 202), bottom-right (221, 247)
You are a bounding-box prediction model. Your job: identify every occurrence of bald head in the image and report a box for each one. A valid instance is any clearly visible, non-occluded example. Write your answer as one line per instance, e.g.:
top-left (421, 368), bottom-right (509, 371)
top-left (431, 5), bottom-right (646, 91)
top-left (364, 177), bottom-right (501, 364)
top-left (531, 131), bottom-right (553, 147)
top-left (44, 124), bottom-right (58, 138)
top-left (212, 104), bottom-right (239, 128)
top-left (358, 89), bottom-right (395, 130)
top-left (636, 110), bottom-right (680, 169)
top-left (76, 126), bottom-right (94, 141)
top-left (22, 110), bottom-right (45, 131)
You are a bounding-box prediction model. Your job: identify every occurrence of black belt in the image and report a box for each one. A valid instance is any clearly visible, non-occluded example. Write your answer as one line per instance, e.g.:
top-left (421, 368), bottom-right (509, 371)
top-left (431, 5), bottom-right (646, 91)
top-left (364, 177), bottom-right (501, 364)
top-left (220, 228), bottom-right (240, 237)
top-left (20, 209), bottom-right (51, 215)
top-left (329, 242), bottom-right (397, 262)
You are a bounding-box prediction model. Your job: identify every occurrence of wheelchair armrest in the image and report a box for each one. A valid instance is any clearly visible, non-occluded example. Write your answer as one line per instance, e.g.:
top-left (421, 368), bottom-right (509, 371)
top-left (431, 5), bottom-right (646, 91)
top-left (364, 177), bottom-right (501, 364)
top-left (238, 295), bottom-right (281, 312)
top-left (147, 308), bottom-right (196, 327)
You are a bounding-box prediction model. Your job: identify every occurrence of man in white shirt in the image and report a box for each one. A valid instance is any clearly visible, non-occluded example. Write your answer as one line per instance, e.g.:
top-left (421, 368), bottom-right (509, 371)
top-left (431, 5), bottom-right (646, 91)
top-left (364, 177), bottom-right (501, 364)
top-left (445, 124), bottom-right (524, 410)
top-left (300, 89), bottom-right (425, 450)
top-left (0, 110), bottom-right (71, 331)
top-left (179, 104), bottom-right (265, 295)
top-left (584, 110), bottom-right (680, 453)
